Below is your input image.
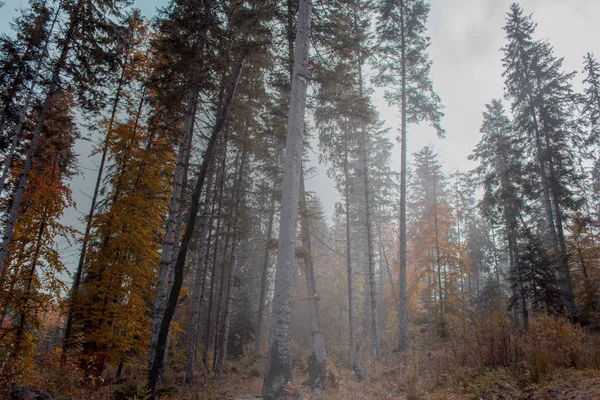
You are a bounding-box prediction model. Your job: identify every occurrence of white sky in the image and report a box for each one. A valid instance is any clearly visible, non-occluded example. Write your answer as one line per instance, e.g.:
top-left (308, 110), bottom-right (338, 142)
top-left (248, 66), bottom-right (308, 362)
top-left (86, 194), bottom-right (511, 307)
top-left (1, 0), bottom-right (599, 272)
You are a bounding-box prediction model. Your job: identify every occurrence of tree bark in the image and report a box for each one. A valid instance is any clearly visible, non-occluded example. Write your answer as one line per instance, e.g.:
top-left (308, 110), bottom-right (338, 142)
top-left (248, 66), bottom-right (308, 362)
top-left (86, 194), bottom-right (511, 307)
top-left (299, 167), bottom-right (327, 395)
top-left (361, 135), bottom-right (381, 360)
top-left (261, 0), bottom-right (312, 396)
top-left (254, 196), bottom-right (275, 359)
top-left (184, 164), bottom-right (215, 382)
top-left (146, 44), bottom-right (247, 398)
top-left (148, 90), bottom-right (198, 377)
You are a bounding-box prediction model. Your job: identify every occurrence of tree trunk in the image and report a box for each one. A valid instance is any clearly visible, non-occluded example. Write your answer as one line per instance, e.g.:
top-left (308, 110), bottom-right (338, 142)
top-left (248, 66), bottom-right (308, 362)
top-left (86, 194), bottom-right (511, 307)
top-left (361, 135), bottom-right (381, 360)
top-left (146, 44), bottom-right (247, 398)
top-left (254, 196), bottom-right (275, 359)
top-left (215, 144), bottom-right (248, 376)
top-left (299, 167), bottom-right (327, 395)
top-left (261, 0), bottom-right (312, 396)
top-left (344, 139), bottom-right (362, 380)
top-left (202, 139), bottom-right (228, 371)
top-left (148, 90), bottom-right (198, 377)
top-left (432, 172), bottom-right (445, 339)
top-left (397, 0), bottom-right (411, 353)
top-left (184, 164), bottom-right (215, 382)
top-left (546, 156), bottom-right (576, 320)
top-left (213, 153), bottom-right (241, 373)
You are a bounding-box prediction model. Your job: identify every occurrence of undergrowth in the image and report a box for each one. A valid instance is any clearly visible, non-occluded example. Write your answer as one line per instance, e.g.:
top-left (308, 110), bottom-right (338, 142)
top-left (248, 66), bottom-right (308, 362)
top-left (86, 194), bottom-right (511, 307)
top-left (11, 314), bottom-right (600, 399)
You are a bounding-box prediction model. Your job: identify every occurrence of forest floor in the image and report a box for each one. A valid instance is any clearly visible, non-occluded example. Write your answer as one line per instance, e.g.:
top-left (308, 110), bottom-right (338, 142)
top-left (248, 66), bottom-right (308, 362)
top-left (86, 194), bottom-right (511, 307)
top-left (200, 369), bottom-right (600, 400)
top-left (25, 316), bottom-right (600, 400)
top-left (194, 360), bottom-right (600, 400)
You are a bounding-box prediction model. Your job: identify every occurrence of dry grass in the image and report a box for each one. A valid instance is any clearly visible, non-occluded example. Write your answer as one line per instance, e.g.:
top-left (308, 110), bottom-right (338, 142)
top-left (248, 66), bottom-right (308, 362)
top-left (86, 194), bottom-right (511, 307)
top-left (19, 314), bottom-right (600, 400)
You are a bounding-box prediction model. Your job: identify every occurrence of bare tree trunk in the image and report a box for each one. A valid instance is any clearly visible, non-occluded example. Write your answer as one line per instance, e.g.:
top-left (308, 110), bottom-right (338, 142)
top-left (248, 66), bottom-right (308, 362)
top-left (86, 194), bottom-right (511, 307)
top-left (213, 153), bottom-right (241, 373)
top-left (299, 168), bottom-right (327, 395)
top-left (546, 158), bottom-right (576, 320)
top-left (344, 140), bottom-right (362, 380)
top-left (212, 155), bottom-right (239, 371)
top-left (361, 135), bottom-right (381, 360)
top-left (397, 0), bottom-right (411, 353)
top-left (254, 196), bottom-right (275, 359)
top-left (146, 40), bottom-right (247, 396)
top-left (148, 91), bottom-right (198, 377)
top-left (202, 140), bottom-right (228, 372)
top-left (184, 165), bottom-right (215, 382)
top-left (261, 0), bottom-right (312, 396)
top-left (432, 172), bottom-right (446, 339)
top-left (215, 143), bottom-right (249, 376)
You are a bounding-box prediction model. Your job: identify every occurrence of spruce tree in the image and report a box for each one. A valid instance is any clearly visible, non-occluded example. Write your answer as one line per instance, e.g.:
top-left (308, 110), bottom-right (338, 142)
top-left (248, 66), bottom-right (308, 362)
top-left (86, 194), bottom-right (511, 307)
top-left (375, 0), bottom-right (444, 351)
top-left (470, 99), bottom-right (528, 326)
top-left (502, 3), bottom-right (581, 320)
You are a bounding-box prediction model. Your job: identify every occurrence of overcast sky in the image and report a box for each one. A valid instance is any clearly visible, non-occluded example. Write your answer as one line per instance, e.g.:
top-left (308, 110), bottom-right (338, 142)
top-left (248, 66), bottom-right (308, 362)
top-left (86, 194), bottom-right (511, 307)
top-left (0, 0), bottom-right (599, 272)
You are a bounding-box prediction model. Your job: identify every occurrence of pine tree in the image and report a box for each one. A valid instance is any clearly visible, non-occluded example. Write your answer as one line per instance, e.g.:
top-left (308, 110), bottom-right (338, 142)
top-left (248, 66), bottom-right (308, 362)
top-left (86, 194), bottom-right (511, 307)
top-left (0, 0), bottom-right (53, 143)
top-left (409, 146), bottom-right (454, 339)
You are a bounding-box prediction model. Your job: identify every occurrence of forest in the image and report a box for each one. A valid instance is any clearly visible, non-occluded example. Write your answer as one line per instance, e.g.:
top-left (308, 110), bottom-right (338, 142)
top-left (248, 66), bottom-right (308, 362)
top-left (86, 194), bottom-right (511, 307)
top-left (0, 0), bottom-right (599, 398)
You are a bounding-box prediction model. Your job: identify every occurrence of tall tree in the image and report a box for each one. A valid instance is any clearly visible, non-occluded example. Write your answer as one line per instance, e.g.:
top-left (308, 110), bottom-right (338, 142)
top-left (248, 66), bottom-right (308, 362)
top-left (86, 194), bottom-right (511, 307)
top-left (375, 0), bottom-right (444, 351)
top-left (0, 92), bottom-right (77, 385)
top-left (470, 99), bottom-right (528, 327)
top-left (582, 53), bottom-right (600, 149)
top-left (261, 0), bottom-right (312, 396)
top-left (62, 11), bottom-right (149, 360)
top-left (0, 0), bottom-right (132, 282)
top-left (145, 0), bottom-right (271, 392)
top-left (502, 3), bottom-right (579, 320)
top-left (299, 168), bottom-right (327, 395)
top-left (75, 85), bottom-right (174, 376)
